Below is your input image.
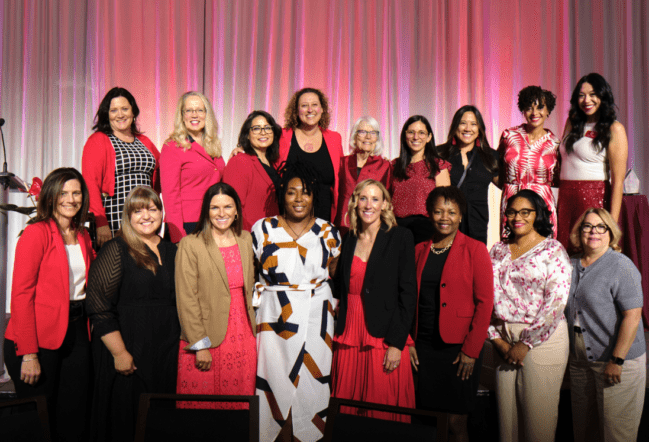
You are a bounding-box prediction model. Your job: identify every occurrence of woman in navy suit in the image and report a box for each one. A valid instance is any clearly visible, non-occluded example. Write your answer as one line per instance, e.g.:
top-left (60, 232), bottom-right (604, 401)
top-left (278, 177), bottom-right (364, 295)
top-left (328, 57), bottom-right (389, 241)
top-left (410, 186), bottom-right (493, 441)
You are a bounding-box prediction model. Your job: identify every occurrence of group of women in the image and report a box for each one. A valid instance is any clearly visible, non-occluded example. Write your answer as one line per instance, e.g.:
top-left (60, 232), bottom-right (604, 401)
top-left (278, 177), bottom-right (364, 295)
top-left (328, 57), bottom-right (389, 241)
top-left (3, 72), bottom-right (645, 442)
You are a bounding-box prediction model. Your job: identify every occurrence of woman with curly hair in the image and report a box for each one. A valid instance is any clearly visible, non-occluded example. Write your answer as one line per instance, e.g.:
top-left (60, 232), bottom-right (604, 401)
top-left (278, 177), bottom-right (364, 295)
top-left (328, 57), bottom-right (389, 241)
top-left (557, 73), bottom-right (629, 253)
top-left (498, 86), bottom-right (560, 238)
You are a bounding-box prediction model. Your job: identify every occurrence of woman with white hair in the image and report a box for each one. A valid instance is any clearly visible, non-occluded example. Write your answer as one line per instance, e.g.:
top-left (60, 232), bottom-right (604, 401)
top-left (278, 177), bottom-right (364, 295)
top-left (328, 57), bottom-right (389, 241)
top-left (334, 116), bottom-right (391, 235)
top-left (160, 91), bottom-right (225, 243)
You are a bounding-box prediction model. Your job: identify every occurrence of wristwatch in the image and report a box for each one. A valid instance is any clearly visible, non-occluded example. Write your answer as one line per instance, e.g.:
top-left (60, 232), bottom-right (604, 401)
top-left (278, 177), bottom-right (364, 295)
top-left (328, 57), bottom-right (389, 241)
top-left (610, 356), bottom-right (625, 366)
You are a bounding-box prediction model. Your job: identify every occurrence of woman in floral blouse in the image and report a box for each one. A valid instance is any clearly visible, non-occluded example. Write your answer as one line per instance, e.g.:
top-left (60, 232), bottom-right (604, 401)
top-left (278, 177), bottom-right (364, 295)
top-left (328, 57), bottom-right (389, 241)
top-left (488, 189), bottom-right (571, 442)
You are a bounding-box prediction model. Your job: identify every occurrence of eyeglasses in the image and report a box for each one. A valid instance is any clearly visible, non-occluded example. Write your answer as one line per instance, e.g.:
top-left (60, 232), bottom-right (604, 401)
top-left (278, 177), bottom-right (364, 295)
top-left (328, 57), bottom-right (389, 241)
top-left (406, 130), bottom-right (429, 138)
top-left (250, 125), bottom-right (273, 135)
top-left (504, 209), bottom-right (536, 219)
top-left (581, 223), bottom-right (609, 234)
top-left (357, 130), bottom-right (379, 138)
top-left (183, 108), bottom-right (206, 116)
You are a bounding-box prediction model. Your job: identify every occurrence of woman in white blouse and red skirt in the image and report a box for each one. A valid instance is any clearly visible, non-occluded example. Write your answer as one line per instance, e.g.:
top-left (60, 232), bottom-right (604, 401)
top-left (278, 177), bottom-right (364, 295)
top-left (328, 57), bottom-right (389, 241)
top-left (489, 189), bottom-right (571, 442)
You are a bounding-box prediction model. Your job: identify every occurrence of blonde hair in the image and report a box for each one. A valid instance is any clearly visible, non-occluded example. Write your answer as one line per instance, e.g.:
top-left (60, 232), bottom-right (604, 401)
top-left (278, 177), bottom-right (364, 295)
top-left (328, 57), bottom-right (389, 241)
top-left (167, 91), bottom-right (222, 158)
top-left (347, 179), bottom-right (396, 236)
top-left (569, 207), bottom-right (622, 253)
top-left (118, 186), bottom-right (163, 274)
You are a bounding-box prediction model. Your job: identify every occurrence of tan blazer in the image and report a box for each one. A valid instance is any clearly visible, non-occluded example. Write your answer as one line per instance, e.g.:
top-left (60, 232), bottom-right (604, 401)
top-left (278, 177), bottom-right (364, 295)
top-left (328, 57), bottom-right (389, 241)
top-left (175, 231), bottom-right (256, 350)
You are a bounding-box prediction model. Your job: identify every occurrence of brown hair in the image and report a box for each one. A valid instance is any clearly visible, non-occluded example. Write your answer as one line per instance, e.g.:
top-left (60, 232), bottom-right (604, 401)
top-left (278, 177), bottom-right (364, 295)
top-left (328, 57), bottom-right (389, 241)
top-left (193, 183), bottom-right (243, 244)
top-left (283, 87), bottom-right (331, 130)
top-left (346, 179), bottom-right (396, 236)
top-left (569, 207), bottom-right (622, 253)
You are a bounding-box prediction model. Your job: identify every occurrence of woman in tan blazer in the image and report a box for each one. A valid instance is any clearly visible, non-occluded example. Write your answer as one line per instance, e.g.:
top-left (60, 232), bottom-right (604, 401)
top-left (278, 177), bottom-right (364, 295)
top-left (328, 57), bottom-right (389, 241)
top-left (174, 182), bottom-right (256, 408)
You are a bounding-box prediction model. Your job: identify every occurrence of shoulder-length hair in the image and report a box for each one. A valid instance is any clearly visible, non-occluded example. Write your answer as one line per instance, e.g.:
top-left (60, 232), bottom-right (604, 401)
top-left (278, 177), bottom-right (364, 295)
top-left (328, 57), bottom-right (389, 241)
top-left (504, 189), bottom-right (554, 239)
top-left (276, 160), bottom-right (320, 217)
top-left (167, 91), bottom-right (222, 158)
top-left (117, 186), bottom-right (163, 274)
top-left (393, 115), bottom-right (440, 181)
top-left (346, 179), bottom-right (396, 236)
top-left (92, 87), bottom-right (141, 135)
top-left (32, 167), bottom-right (90, 234)
top-left (425, 186), bottom-right (467, 218)
top-left (237, 110), bottom-right (281, 164)
top-left (437, 105), bottom-right (497, 174)
top-left (193, 183), bottom-right (243, 244)
top-left (348, 116), bottom-right (384, 156)
top-left (283, 87), bottom-right (331, 130)
top-left (569, 207), bottom-right (622, 253)
top-left (563, 73), bottom-right (617, 154)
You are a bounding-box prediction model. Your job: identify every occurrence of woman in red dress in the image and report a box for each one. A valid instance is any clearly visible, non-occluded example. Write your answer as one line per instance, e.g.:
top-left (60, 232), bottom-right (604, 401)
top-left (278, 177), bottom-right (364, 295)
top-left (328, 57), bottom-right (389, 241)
top-left (331, 179), bottom-right (417, 421)
top-left (174, 183), bottom-right (257, 408)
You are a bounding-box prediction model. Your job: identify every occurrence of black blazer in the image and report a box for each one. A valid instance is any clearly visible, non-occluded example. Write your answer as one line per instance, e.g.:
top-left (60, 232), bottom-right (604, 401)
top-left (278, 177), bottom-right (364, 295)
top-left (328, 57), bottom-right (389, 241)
top-left (333, 224), bottom-right (417, 350)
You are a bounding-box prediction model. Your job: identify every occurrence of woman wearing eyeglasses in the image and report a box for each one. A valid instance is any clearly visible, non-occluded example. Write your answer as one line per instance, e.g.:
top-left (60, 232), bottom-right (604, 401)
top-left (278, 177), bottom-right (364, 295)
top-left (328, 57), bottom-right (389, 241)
top-left (565, 208), bottom-right (645, 442)
top-left (222, 111), bottom-right (281, 231)
top-left (160, 92), bottom-right (225, 242)
top-left (334, 117), bottom-right (391, 235)
top-left (489, 189), bottom-right (571, 442)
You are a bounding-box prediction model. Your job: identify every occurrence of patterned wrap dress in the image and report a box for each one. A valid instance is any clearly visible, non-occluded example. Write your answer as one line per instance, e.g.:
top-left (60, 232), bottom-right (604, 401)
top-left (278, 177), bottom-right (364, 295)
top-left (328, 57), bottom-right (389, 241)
top-left (251, 217), bottom-right (341, 442)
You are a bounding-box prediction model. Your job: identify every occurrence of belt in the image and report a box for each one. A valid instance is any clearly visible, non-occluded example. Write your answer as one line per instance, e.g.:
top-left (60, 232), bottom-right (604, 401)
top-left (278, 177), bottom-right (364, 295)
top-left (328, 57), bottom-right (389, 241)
top-left (69, 300), bottom-right (86, 322)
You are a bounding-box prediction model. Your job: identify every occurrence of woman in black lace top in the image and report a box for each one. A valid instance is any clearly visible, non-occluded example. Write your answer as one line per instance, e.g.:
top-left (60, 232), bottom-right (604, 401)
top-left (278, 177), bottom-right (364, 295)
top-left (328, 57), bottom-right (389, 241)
top-left (86, 186), bottom-right (179, 442)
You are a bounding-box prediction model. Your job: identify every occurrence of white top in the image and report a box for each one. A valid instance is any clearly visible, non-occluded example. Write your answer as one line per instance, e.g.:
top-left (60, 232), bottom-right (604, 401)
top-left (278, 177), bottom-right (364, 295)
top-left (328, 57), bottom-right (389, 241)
top-left (559, 123), bottom-right (608, 181)
top-left (65, 244), bottom-right (87, 301)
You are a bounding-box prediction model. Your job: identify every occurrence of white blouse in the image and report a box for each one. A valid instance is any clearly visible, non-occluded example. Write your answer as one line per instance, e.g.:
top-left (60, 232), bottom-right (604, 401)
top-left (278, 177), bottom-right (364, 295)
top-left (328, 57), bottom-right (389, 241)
top-left (65, 244), bottom-right (87, 301)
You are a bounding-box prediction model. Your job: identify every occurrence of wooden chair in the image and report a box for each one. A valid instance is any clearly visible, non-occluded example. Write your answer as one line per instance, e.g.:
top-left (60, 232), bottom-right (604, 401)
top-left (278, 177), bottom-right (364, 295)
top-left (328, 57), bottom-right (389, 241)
top-left (0, 395), bottom-right (51, 442)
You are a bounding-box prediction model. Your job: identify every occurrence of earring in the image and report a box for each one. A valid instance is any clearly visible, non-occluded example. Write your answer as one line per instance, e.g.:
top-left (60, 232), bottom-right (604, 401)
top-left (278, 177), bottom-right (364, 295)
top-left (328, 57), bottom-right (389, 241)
top-left (476, 138), bottom-right (481, 147)
top-left (234, 214), bottom-right (238, 220)
top-left (451, 138), bottom-right (457, 145)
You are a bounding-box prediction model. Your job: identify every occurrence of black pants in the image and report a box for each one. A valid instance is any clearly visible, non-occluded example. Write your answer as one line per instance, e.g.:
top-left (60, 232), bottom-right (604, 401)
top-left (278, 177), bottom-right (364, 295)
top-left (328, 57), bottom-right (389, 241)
top-left (4, 311), bottom-right (91, 442)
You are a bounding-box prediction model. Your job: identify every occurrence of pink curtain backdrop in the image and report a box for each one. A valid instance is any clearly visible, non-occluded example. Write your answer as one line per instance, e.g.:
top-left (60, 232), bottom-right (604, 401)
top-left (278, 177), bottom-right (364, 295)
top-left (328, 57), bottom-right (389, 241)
top-left (1, 0), bottom-right (648, 307)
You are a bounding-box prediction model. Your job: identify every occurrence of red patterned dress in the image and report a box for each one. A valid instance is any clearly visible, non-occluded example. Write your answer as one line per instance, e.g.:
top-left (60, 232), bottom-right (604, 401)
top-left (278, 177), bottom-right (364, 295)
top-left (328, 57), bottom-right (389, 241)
top-left (176, 244), bottom-right (256, 409)
top-left (498, 125), bottom-right (559, 237)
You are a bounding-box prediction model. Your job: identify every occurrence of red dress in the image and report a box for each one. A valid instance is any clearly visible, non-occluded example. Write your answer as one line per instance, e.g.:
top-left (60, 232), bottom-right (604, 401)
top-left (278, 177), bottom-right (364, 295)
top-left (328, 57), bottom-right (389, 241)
top-left (176, 244), bottom-right (257, 409)
top-left (331, 256), bottom-right (415, 422)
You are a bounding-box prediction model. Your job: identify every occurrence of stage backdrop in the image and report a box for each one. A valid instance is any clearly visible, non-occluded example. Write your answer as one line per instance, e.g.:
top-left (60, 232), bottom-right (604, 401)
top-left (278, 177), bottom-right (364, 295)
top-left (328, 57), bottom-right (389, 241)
top-left (1, 0), bottom-right (648, 311)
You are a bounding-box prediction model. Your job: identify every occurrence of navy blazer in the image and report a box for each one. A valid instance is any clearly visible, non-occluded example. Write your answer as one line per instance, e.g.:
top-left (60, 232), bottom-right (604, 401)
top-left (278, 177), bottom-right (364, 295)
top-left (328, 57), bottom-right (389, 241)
top-left (333, 224), bottom-right (417, 350)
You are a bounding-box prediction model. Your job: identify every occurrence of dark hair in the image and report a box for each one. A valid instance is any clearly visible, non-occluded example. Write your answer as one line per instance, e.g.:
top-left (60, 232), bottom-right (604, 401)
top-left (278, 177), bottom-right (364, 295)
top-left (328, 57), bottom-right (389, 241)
top-left (276, 160), bottom-right (319, 216)
top-left (563, 73), bottom-right (617, 154)
top-left (284, 87), bottom-right (331, 130)
top-left (504, 189), bottom-right (554, 239)
top-left (393, 115), bottom-right (440, 181)
top-left (237, 110), bottom-right (281, 164)
top-left (33, 167), bottom-right (90, 233)
top-left (517, 86), bottom-right (557, 115)
top-left (425, 186), bottom-right (467, 217)
top-left (92, 87), bottom-right (141, 135)
top-left (437, 105), bottom-right (498, 175)
top-left (194, 183), bottom-right (243, 241)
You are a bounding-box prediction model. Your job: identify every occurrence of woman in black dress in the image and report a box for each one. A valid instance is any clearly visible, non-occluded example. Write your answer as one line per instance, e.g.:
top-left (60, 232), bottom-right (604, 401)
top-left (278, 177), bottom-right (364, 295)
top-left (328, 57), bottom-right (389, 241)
top-left (87, 186), bottom-right (179, 442)
top-left (437, 106), bottom-right (498, 244)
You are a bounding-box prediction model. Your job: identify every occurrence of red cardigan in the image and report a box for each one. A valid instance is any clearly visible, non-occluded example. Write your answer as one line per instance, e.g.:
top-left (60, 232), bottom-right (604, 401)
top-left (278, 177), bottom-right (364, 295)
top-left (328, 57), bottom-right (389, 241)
top-left (5, 220), bottom-right (95, 355)
top-left (160, 140), bottom-right (225, 242)
top-left (278, 128), bottom-right (343, 221)
top-left (413, 231), bottom-right (494, 358)
top-left (334, 154), bottom-right (392, 232)
top-left (81, 131), bottom-right (160, 228)
top-left (222, 152), bottom-right (279, 231)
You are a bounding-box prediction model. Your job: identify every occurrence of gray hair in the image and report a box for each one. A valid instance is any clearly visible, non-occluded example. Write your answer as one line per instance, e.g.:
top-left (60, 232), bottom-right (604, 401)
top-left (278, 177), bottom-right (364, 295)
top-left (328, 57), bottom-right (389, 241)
top-left (348, 116), bottom-right (383, 156)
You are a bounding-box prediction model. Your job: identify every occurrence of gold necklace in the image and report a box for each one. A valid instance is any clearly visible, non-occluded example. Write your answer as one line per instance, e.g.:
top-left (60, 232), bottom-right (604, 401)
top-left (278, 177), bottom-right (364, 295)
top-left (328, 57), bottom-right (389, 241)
top-left (283, 216), bottom-right (312, 239)
top-left (430, 241), bottom-right (453, 255)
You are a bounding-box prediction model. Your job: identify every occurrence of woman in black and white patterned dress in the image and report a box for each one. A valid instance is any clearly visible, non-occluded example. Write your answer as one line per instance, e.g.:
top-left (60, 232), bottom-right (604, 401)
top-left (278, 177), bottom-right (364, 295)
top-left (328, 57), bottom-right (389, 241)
top-left (82, 87), bottom-right (160, 248)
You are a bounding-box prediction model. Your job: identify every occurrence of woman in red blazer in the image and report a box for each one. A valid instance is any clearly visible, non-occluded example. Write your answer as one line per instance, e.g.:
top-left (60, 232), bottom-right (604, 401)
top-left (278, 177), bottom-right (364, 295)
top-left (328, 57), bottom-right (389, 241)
top-left (4, 168), bottom-right (95, 441)
top-left (222, 110), bottom-right (280, 231)
top-left (160, 91), bottom-right (225, 242)
top-left (410, 186), bottom-right (493, 441)
top-left (278, 87), bottom-right (343, 222)
top-left (82, 87), bottom-right (160, 247)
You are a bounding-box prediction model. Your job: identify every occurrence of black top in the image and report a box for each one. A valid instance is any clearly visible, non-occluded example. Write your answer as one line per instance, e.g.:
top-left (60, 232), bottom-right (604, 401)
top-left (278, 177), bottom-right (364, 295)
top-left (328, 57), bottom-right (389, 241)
top-left (448, 147), bottom-right (499, 244)
top-left (260, 157), bottom-right (280, 189)
top-left (287, 132), bottom-right (335, 221)
top-left (417, 248), bottom-right (450, 343)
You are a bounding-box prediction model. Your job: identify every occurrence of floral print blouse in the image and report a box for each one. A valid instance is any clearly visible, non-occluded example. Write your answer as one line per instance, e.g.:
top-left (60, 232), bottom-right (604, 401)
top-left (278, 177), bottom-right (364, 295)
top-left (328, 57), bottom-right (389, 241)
top-left (488, 238), bottom-right (571, 348)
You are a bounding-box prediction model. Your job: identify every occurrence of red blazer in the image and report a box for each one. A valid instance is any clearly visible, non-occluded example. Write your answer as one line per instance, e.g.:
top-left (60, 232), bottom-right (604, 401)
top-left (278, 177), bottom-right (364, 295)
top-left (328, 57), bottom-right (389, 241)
top-left (222, 152), bottom-right (279, 231)
top-left (278, 128), bottom-right (343, 221)
top-left (414, 231), bottom-right (493, 358)
top-left (334, 154), bottom-right (392, 233)
top-left (160, 140), bottom-right (225, 243)
top-left (81, 131), bottom-right (160, 228)
top-left (5, 220), bottom-right (95, 355)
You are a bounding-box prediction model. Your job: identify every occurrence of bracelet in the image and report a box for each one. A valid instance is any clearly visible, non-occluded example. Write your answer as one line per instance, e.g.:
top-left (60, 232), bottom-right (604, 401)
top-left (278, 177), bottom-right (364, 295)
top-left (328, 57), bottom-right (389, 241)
top-left (22, 356), bottom-right (38, 362)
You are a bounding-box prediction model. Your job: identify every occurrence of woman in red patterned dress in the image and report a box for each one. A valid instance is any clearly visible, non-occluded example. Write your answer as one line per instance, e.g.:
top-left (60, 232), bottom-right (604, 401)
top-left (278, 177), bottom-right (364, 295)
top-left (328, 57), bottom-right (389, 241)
top-left (498, 86), bottom-right (559, 237)
top-left (174, 183), bottom-right (257, 408)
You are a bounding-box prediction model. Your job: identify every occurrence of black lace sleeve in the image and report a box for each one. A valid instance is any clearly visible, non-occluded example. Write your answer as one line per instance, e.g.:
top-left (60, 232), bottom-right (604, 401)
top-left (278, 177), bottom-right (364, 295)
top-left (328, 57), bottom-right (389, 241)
top-left (86, 238), bottom-right (123, 337)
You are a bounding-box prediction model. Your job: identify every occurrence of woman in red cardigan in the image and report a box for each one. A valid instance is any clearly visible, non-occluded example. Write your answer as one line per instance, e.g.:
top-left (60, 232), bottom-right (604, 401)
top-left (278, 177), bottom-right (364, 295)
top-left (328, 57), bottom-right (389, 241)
top-left (4, 168), bottom-right (95, 441)
top-left (82, 87), bottom-right (159, 247)
top-left (160, 91), bottom-right (225, 242)
top-left (222, 110), bottom-right (280, 230)
top-left (410, 186), bottom-right (493, 442)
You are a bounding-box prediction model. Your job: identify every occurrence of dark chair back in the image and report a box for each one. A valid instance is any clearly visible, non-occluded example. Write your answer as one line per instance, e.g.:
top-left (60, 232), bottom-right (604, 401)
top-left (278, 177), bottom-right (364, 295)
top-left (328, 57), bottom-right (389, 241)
top-left (0, 395), bottom-right (52, 442)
